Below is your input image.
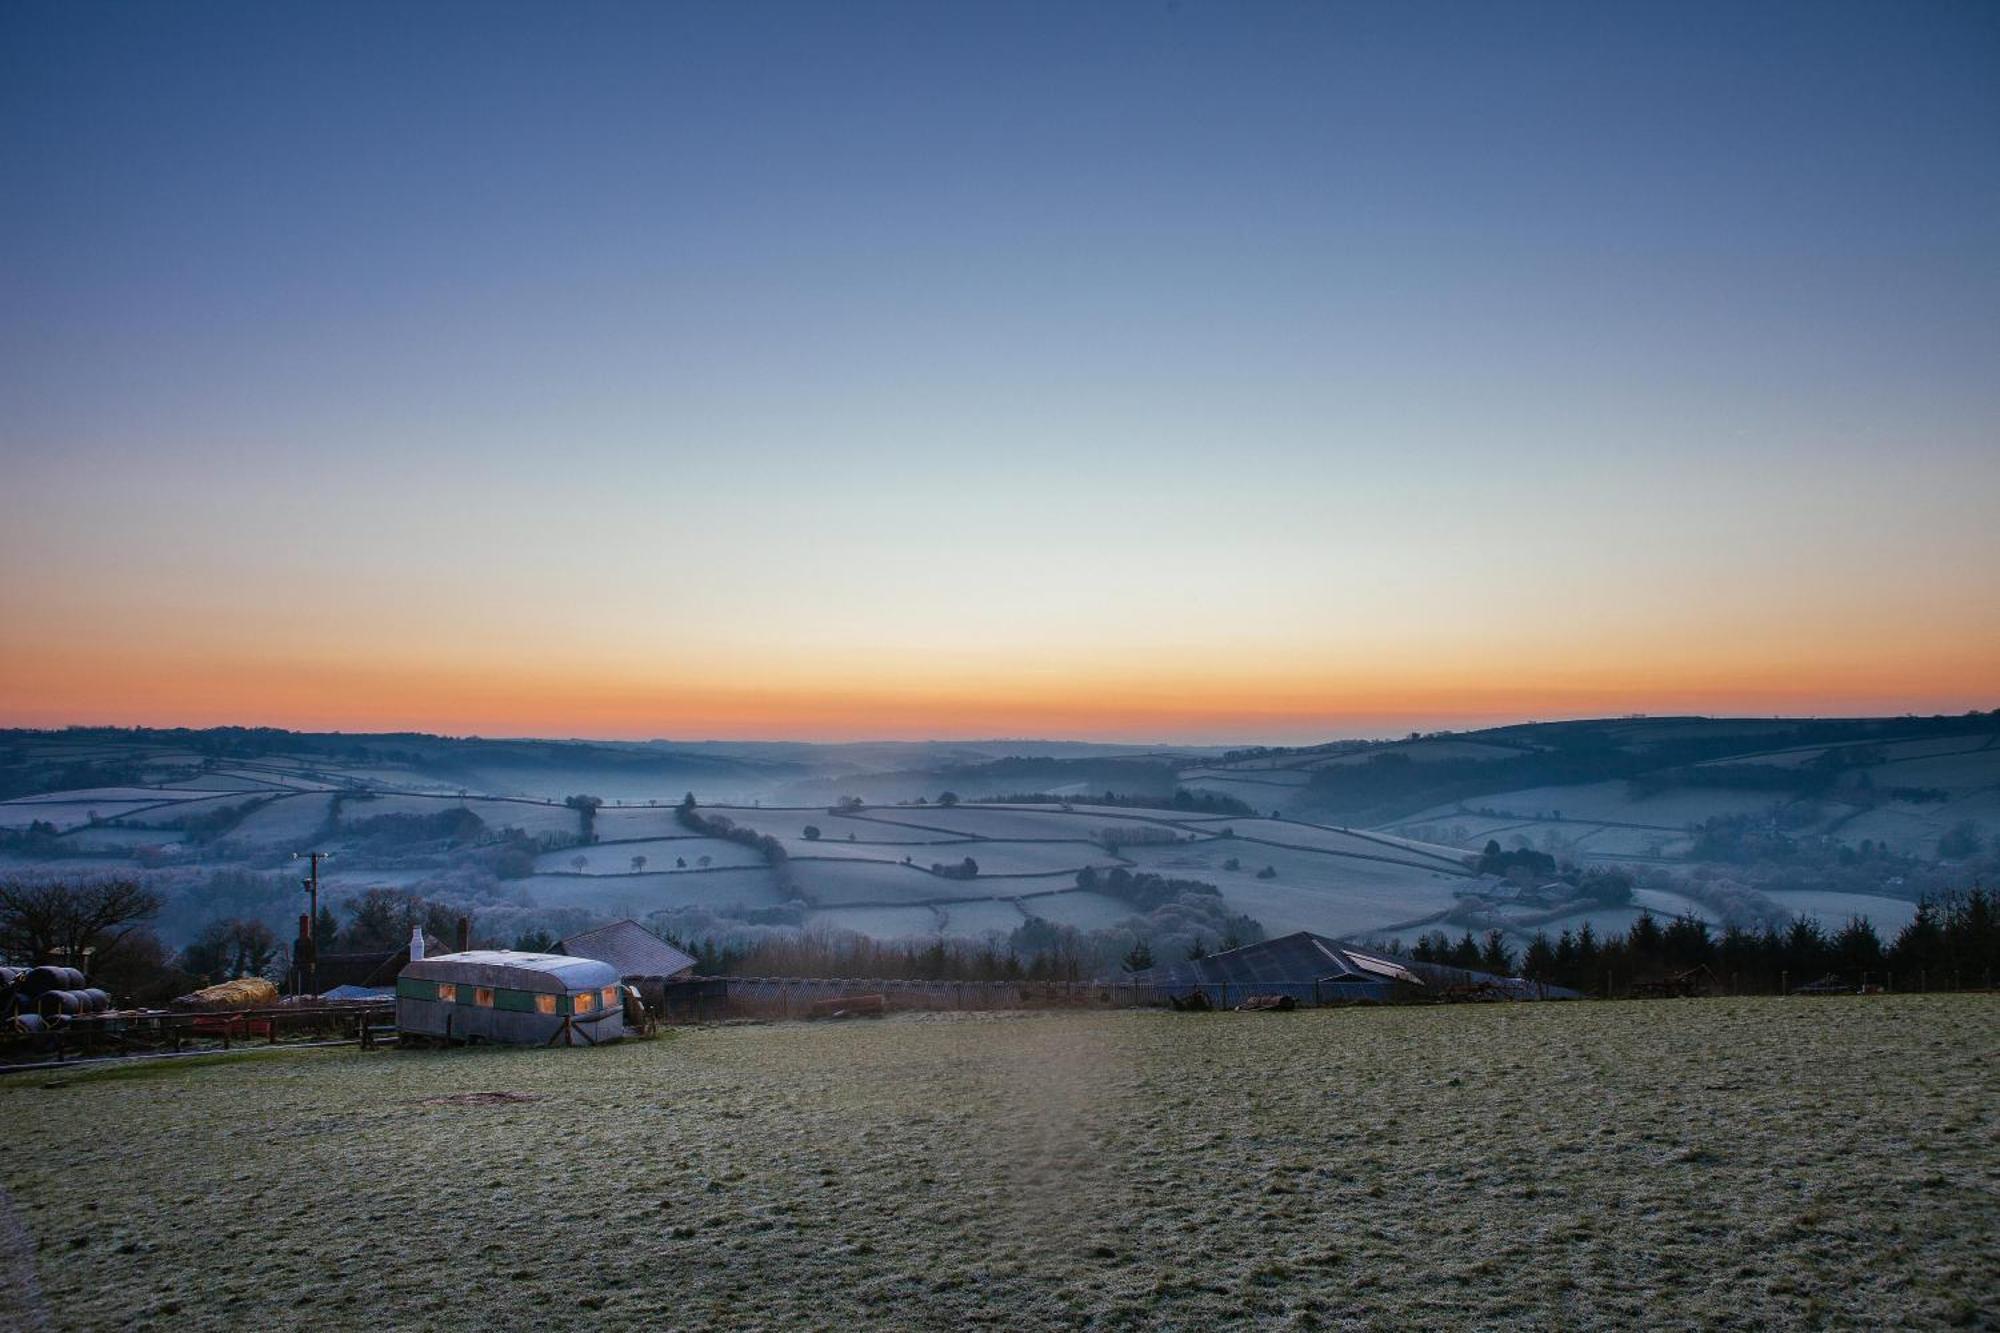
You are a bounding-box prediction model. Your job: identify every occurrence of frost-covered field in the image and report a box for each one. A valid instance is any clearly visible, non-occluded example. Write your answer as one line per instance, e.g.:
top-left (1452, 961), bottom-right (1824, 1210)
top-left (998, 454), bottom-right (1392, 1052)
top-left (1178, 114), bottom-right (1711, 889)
top-left (802, 905), bottom-right (945, 937)
top-left (840, 806), bottom-right (1176, 842)
top-left (1760, 889), bottom-right (1920, 936)
top-left (0, 800), bottom-right (164, 831)
top-left (791, 859), bottom-right (969, 906)
top-left (503, 868), bottom-right (781, 914)
top-left (1407, 781), bottom-right (1782, 829)
top-left (337, 795), bottom-right (582, 840)
top-left (223, 792), bottom-right (337, 845)
top-left (3, 996), bottom-right (1991, 1330)
top-left (1118, 841), bottom-right (1464, 936)
top-left (533, 836), bottom-right (761, 875)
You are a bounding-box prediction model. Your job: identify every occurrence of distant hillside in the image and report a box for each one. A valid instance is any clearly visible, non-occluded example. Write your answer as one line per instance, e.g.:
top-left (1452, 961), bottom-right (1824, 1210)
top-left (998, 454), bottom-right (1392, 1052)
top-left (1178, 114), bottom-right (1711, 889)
top-left (0, 726), bottom-right (804, 805)
top-left (4, 716), bottom-right (1995, 966)
top-left (1178, 713), bottom-right (2000, 864)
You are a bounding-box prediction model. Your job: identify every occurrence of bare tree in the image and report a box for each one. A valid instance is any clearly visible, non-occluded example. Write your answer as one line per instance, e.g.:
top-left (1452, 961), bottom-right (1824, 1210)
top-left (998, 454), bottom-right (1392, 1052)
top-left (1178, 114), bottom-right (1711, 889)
top-left (0, 878), bottom-right (163, 971)
top-left (631, 854), bottom-right (648, 873)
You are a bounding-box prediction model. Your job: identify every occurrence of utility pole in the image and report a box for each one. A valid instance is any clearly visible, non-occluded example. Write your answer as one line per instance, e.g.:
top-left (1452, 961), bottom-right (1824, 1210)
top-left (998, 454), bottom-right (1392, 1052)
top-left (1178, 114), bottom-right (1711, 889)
top-left (293, 850), bottom-right (333, 995)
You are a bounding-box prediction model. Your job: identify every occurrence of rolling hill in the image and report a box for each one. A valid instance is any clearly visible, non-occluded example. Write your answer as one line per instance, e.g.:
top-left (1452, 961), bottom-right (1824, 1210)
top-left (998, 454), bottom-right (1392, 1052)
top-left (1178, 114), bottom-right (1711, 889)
top-left (2, 716), bottom-right (1994, 960)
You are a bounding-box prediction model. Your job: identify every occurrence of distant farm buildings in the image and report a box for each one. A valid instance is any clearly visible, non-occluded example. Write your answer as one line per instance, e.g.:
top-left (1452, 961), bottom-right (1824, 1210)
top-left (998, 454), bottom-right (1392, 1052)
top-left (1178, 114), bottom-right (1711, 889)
top-left (1132, 930), bottom-right (1579, 1003)
top-left (1132, 932), bottom-right (1423, 1004)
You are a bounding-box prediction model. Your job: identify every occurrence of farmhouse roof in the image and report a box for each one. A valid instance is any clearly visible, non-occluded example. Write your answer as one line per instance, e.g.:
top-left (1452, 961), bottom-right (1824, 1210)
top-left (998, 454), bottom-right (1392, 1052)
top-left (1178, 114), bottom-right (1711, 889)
top-left (314, 932), bottom-right (446, 990)
top-left (1133, 931), bottom-right (1422, 989)
top-left (558, 919), bottom-right (697, 979)
top-left (1131, 931), bottom-right (1584, 999)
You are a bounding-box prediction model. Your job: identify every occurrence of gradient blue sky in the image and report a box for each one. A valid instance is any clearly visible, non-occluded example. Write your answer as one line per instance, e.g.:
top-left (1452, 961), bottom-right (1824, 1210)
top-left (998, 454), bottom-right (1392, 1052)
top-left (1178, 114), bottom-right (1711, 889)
top-left (2, 2), bottom-right (1996, 741)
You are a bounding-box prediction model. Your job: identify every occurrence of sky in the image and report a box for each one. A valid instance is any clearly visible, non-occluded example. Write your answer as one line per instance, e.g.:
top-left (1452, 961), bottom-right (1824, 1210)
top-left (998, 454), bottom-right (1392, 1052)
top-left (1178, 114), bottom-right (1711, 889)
top-left (1, 1), bottom-right (1996, 744)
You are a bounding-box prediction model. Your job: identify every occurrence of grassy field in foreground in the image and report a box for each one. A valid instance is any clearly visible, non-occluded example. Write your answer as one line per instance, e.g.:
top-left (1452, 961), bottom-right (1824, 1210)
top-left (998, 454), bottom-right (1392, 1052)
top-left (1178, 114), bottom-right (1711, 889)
top-left (3, 997), bottom-right (1996, 1330)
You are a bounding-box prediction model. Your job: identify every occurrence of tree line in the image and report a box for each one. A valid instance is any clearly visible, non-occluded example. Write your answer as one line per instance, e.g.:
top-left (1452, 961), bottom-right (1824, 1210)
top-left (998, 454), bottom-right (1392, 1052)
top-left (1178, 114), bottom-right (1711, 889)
top-left (676, 794), bottom-right (801, 899)
top-left (1405, 890), bottom-right (1998, 994)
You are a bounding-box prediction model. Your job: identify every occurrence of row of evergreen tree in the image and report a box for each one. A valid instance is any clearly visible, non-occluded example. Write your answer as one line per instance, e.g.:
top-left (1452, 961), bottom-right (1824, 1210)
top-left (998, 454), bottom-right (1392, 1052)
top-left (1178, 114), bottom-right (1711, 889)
top-left (1409, 889), bottom-right (1997, 994)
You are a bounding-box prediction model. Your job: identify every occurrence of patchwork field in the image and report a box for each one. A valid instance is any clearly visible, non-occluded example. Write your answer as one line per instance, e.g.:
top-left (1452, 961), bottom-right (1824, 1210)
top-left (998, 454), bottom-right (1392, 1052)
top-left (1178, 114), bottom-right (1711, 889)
top-left (1012, 889), bottom-right (1148, 930)
top-left (802, 905), bottom-right (946, 937)
top-left (792, 859), bottom-right (974, 907)
top-left (51, 827), bottom-right (190, 853)
top-left (533, 837), bottom-right (762, 875)
top-left (1407, 781), bottom-right (1782, 830)
top-left (3, 996), bottom-right (1991, 1330)
top-left (1760, 890), bottom-right (1920, 936)
top-left (338, 796), bottom-right (583, 841)
top-left (1118, 841), bottom-right (1465, 937)
top-left (0, 800), bottom-right (159, 831)
top-left (222, 792), bottom-right (338, 846)
top-left (501, 868), bottom-right (782, 915)
top-left (591, 806), bottom-right (702, 840)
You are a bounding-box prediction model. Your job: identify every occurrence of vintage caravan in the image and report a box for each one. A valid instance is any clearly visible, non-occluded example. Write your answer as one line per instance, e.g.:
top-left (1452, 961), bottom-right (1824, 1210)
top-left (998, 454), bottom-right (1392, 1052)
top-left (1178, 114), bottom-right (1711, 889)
top-left (396, 950), bottom-right (624, 1045)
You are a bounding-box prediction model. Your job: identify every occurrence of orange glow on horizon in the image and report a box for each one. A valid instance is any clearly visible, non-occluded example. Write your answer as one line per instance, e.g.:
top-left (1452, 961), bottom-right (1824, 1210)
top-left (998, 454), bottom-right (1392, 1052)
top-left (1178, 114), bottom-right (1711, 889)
top-left (2, 637), bottom-right (1991, 743)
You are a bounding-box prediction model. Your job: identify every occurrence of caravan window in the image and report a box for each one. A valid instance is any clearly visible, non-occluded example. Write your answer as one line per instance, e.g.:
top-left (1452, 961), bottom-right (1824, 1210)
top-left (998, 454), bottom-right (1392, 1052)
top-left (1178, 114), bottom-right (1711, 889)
top-left (474, 987), bottom-right (495, 1007)
top-left (534, 994), bottom-right (556, 1015)
top-left (435, 983), bottom-right (458, 1003)
top-left (573, 990), bottom-right (595, 1014)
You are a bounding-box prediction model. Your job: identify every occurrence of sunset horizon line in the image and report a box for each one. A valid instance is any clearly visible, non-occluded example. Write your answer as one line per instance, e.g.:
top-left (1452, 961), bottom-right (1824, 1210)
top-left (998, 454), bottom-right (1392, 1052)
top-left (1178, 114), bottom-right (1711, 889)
top-left (7, 701), bottom-right (1994, 751)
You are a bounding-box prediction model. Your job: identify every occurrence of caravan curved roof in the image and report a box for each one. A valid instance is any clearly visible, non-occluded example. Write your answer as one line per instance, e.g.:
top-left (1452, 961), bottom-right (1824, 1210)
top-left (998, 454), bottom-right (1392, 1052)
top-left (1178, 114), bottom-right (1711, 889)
top-left (401, 950), bottom-right (617, 993)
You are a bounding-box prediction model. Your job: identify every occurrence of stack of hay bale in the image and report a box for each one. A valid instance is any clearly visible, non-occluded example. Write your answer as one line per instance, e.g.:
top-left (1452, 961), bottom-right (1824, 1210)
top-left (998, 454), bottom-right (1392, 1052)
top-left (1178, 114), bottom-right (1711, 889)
top-left (170, 977), bottom-right (279, 1010)
top-left (2, 964), bottom-right (112, 1035)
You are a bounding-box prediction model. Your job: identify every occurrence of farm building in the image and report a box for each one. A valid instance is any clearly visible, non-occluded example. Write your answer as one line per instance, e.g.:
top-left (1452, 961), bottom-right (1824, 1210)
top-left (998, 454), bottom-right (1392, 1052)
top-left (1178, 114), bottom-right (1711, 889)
top-left (557, 919), bottom-right (696, 982)
top-left (1134, 932), bottom-right (1424, 1004)
top-left (310, 931), bottom-right (446, 996)
top-left (397, 951), bottom-right (624, 1045)
top-left (1131, 931), bottom-right (1578, 1004)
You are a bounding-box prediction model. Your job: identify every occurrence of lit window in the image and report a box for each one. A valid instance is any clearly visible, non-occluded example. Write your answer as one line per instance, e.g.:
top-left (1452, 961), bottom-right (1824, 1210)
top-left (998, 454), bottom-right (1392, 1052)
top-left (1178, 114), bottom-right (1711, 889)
top-left (474, 987), bottom-right (495, 1007)
top-left (602, 986), bottom-right (618, 1008)
top-left (534, 994), bottom-right (557, 1015)
top-left (573, 991), bottom-right (595, 1013)
top-left (436, 983), bottom-right (458, 1003)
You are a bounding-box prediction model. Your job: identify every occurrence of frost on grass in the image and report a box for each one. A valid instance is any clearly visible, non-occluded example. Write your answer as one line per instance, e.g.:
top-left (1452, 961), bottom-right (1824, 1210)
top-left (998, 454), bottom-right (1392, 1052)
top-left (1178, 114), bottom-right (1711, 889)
top-left (2, 996), bottom-right (1995, 1330)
